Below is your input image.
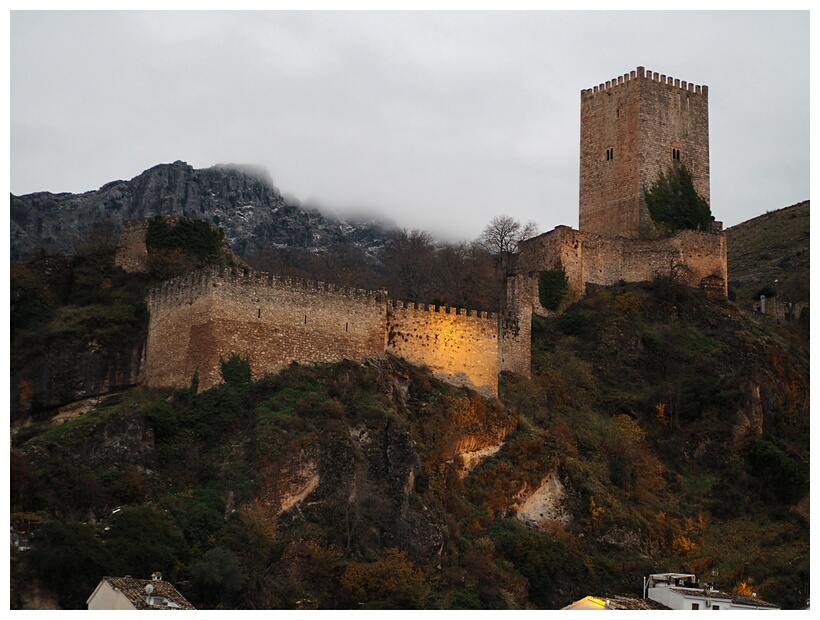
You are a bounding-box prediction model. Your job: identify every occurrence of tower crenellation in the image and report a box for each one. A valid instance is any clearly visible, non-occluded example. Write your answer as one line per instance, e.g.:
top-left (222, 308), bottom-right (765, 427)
top-left (579, 66), bottom-right (710, 240)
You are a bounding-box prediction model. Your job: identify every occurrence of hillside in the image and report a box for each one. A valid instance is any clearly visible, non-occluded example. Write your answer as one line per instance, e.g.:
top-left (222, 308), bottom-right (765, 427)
top-left (10, 276), bottom-right (809, 609)
top-left (726, 200), bottom-right (809, 310)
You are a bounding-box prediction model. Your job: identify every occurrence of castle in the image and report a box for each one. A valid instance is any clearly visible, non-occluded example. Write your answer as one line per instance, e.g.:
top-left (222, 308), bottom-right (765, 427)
top-left (136, 66), bottom-right (727, 396)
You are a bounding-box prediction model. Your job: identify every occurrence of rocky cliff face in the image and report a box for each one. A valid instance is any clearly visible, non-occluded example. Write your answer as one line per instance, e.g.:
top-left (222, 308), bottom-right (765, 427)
top-left (11, 161), bottom-right (393, 262)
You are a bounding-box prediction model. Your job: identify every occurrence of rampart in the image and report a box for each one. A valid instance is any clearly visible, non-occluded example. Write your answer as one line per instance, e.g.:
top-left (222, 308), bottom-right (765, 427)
top-left (145, 269), bottom-right (501, 395)
top-left (387, 301), bottom-right (499, 395)
top-left (115, 220), bottom-right (149, 272)
top-left (513, 225), bottom-right (727, 317)
top-left (146, 269), bottom-right (388, 391)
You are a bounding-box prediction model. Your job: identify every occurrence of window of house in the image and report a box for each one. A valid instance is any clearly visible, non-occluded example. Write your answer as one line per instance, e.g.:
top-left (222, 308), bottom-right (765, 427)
top-left (692, 603), bottom-right (700, 610)
top-left (712, 605), bottom-right (719, 610)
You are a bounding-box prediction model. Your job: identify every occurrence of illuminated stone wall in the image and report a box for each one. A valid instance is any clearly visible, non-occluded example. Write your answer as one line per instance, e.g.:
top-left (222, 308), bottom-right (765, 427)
top-left (146, 270), bottom-right (501, 394)
top-left (387, 301), bottom-right (499, 395)
top-left (146, 270), bottom-right (387, 391)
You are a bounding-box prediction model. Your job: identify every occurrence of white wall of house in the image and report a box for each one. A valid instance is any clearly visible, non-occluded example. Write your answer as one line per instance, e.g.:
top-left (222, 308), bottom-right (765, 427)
top-left (87, 581), bottom-right (137, 610)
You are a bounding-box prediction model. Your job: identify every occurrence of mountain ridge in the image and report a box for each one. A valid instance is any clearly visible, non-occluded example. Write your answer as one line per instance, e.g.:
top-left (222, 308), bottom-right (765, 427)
top-left (11, 161), bottom-right (394, 263)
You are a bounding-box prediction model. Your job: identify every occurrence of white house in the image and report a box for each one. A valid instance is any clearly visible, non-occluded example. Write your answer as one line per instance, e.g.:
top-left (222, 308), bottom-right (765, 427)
top-left (87, 572), bottom-right (195, 610)
top-left (646, 573), bottom-right (779, 610)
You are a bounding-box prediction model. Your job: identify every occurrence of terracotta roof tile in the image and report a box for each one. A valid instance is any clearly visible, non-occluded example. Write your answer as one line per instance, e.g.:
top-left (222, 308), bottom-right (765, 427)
top-left (102, 576), bottom-right (195, 610)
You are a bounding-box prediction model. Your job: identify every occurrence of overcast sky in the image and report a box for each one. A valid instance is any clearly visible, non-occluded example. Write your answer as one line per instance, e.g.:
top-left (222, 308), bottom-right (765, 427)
top-left (10, 11), bottom-right (809, 242)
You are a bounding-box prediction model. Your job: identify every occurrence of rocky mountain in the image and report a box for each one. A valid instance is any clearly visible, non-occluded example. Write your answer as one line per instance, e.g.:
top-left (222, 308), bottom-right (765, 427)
top-left (10, 161), bottom-right (394, 262)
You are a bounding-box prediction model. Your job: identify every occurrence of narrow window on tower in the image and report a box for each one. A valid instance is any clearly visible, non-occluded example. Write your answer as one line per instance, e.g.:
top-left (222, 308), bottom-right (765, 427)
top-left (672, 148), bottom-right (681, 161)
top-left (606, 147), bottom-right (614, 161)
top-left (616, 108), bottom-right (620, 119)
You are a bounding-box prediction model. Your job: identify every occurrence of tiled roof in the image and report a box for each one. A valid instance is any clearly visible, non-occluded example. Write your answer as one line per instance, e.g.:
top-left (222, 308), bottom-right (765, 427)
top-left (102, 576), bottom-right (195, 610)
top-left (669, 587), bottom-right (779, 609)
top-left (605, 596), bottom-right (671, 610)
top-left (563, 595), bottom-right (670, 610)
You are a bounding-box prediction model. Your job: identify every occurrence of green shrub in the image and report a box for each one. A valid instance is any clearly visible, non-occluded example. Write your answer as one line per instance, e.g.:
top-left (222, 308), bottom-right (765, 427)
top-left (644, 165), bottom-right (713, 233)
top-left (30, 521), bottom-right (118, 609)
top-left (558, 311), bottom-right (590, 336)
top-left (744, 439), bottom-right (808, 504)
top-left (107, 505), bottom-right (187, 580)
top-left (491, 519), bottom-right (566, 606)
top-left (538, 268), bottom-right (569, 311)
top-left (221, 353), bottom-right (251, 385)
top-left (190, 547), bottom-right (245, 606)
top-left (146, 216), bottom-right (224, 262)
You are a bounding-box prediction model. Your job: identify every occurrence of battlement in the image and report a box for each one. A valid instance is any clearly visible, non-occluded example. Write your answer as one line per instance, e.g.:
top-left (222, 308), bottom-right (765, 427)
top-left (388, 299), bottom-right (496, 321)
top-left (582, 66), bottom-right (708, 97)
top-left (147, 267), bottom-right (387, 312)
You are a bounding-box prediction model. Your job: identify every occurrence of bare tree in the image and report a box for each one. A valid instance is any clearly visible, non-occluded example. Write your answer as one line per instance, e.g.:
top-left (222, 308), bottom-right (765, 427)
top-left (478, 215), bottom-right (538, 264)
top-left (381, 229), bottom-right (437, 302)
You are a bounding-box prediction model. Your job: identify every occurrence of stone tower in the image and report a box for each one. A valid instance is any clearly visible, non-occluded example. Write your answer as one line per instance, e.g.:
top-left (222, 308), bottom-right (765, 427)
top-left (578, 66), bottom-right (710, 238)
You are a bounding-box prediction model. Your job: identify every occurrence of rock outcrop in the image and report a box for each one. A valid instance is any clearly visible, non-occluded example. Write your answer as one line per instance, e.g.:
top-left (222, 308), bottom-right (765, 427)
top-left (11, 161), bottom-right (392, 262)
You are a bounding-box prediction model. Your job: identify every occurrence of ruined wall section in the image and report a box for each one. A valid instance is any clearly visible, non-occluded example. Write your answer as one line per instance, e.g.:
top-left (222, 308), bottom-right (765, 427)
top-left (499, 275), bottom-right (532, 377)
top-left (146, 270), bottom-right (388, 391)
top-left (514, 226), bottom-right (727, 319)
top-left (387, 301), bottom-right (499, 395)
top-left (114, 220), bottom-right (149, 273)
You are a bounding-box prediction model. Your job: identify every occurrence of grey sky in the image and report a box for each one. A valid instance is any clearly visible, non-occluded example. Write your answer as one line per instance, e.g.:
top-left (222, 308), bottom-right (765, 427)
top-left (10, 11), bottom-right (809, 242)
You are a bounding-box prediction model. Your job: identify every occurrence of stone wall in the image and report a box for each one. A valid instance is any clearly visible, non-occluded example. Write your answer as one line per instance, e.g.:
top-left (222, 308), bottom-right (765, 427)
top-left (515, 225), bottom-right (727, 317)
top-left (579, 67), bottom-right (710, 239)
top-left (387, 301), bottom-right (499, 395)
top-left (114, 220), bottom-right (149, 273)
top-left (145, 270), bottom-right (501, 394)
top-left (499, 275), bottom-right (533, 377)
top-left (146, 270), bottom-right (387, 391)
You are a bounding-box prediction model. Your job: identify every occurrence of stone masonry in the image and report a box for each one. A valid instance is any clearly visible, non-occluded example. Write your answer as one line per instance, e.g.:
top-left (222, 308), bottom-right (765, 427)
top-left (140, 66), bottom-right (726, 394)
top-left (146, 269), bottom-right (505, 395)
top-left (579, 67), bottom-right (710, 239)
top-left (115, 220), bottom-right (149, 273)
top-left (501, 67), bottom-right (726, 377)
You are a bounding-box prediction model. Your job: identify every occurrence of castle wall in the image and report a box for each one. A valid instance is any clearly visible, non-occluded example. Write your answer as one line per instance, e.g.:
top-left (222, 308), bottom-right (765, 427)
top-left (145, 271), bottom-right (214, 389)
top-left (499, 275), bottom-right (533, 377)
top-left (579, 67), bottom-right (710, 239)
top-left (515, 226), bottom-right (727, 318)
top-left (146, 270), bottom-right (387, 391)
top-left (146, 270), bottom-right (502, 394)
top-left (114, 220), bottom-right (149, 273)
top-left (387, 302), bottom-right (499, 395)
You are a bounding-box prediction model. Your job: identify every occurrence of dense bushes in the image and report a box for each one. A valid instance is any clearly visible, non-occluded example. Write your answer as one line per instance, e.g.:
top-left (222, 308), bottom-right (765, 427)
top-left (538, 268), bottom-right (568, 311)
top-left (30, 521), bottom-right (117, 609)
top-left (744, 439), bottom-right (808, 504)
top-left (146, 216), bottom-right (224, 262)
top-left (644, 165), bottom-right (713, 233)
